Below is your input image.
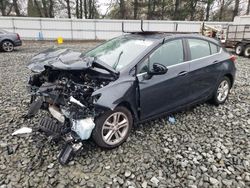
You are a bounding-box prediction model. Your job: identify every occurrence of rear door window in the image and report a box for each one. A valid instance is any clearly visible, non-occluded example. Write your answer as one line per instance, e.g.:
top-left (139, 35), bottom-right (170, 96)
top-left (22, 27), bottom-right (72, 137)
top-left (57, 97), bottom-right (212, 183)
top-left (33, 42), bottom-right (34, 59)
top-left (188, 39), bottom-right (210, 60)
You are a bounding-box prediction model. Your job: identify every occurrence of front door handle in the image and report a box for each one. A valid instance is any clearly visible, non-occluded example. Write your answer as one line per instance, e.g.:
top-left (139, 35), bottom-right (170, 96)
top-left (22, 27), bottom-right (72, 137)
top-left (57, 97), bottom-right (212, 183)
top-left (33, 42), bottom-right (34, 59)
top-left (178, 71), bottom-right (188, 76)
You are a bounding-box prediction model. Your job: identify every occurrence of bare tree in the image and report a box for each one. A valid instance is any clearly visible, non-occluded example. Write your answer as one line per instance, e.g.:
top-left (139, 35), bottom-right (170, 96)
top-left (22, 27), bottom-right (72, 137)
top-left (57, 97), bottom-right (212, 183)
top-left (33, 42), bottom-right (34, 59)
top-left (76, 0), bottom-right (79, 18)
top-left (232, 0), bottom-right (239, 20)
top-left (173, 0), bottom-right (180, 20)
top-left (219, 0), bottom-right (224, 21)
top-left (65, 0), bottom-right (71, 18)
top-left (84, 0), bottom-right (87, 18)
top-left (48, 0), bottom-right (54, 17)
top-left (133, 0), bottom-right (138, 19)
top-left (189, 0), bottom-right (198, 20)
top-left (205, 0), bottom-right (214, 21)
top-left (247, 0), bottom-right (250, 14)
top-left (33, 0), bottom-right (43, 17)
top-left (79, 0), bottom-right (83, 18)
top-left (147, 0), bottom-right (152, 19)
top-left (41, 0), bottom-right (49, 17)
top-left (0, 0), bottom-right (7, 16)
top-left (13, 0), bottom-right (21, 16)
top-left (119, 0), bottom-right (126, 19)
top-left (161, 0), bottom-right (167, 20)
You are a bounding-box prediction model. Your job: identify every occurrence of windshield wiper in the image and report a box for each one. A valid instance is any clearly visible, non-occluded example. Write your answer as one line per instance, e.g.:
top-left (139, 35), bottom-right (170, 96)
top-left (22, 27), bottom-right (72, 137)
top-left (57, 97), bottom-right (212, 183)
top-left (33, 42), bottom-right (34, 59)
top-left (113, 51), bottom-right (123, 70)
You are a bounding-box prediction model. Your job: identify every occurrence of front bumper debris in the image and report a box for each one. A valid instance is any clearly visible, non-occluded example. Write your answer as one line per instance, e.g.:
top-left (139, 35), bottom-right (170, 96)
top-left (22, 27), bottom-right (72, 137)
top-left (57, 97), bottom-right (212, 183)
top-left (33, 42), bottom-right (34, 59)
top-left (38, 115), bottom-right (93, 165)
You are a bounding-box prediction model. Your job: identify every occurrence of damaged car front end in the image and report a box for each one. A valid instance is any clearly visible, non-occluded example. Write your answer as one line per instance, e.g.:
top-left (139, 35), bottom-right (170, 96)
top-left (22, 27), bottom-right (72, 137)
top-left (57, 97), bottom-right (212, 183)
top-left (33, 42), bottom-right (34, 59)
top-left (25, 35), bottom-right (154, 164)
top-left (27, 56), bottom-right (119, 164)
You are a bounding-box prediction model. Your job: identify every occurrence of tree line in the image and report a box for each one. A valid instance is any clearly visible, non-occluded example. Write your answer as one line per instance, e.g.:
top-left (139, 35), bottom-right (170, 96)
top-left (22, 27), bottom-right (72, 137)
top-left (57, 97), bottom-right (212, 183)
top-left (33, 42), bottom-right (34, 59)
top-left (0, 0), bottom-right (249, 21)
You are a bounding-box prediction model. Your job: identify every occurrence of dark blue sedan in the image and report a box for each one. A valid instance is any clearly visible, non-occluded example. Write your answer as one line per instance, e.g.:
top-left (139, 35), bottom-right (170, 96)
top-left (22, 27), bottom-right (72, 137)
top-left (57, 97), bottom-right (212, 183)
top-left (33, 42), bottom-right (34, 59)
top-left (27, 32), bottom-right (236, 164)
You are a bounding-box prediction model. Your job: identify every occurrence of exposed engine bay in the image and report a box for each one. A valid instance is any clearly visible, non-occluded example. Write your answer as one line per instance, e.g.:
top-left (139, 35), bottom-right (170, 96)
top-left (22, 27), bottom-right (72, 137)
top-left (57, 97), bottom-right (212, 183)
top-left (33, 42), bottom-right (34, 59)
top-left (28, 67), bottom-right (111, 119)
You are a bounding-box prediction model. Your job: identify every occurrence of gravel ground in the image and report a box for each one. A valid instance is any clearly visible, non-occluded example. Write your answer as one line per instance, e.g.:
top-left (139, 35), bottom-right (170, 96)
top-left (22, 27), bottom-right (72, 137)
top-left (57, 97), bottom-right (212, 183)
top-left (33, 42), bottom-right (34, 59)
top-left (0, 41), bottom-right (249, 188)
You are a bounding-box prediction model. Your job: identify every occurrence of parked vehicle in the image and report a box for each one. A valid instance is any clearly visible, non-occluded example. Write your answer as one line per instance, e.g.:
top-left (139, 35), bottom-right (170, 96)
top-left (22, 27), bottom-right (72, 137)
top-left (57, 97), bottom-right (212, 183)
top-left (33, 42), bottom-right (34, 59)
top-left (0, 29), bottom-right (22, 52)
top-left (225, 24), bottom-right (250, 57)
top-left (26, 33), bottom-right (236, 164)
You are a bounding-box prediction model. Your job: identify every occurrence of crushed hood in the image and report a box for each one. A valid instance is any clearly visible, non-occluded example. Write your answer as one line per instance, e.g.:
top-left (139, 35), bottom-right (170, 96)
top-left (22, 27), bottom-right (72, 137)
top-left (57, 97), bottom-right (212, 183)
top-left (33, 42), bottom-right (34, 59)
top-left (27, 47), bottom-right (119, 77)
top-left (27, 48), bottom-right (91, 73)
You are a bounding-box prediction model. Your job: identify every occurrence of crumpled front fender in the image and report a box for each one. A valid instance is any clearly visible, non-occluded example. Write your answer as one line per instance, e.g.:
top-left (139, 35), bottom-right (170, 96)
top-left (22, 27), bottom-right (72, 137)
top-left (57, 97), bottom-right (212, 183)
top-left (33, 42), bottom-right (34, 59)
top-left (92, 76), bottom-right (139, 121)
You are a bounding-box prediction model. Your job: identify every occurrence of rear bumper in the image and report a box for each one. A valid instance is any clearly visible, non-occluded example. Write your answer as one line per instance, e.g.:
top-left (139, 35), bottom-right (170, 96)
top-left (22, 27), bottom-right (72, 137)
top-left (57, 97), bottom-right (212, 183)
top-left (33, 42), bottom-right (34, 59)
top-left (14, 40), bottom-right (22, 47)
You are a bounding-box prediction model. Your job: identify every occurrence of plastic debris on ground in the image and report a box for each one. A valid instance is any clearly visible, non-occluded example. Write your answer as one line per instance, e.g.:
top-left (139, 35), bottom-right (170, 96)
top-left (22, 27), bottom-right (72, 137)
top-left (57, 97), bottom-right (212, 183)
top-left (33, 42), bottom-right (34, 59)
top-left (12, 127), bottom-right (32, 136)
top-left (71, 118), bottom-right (95, 140)
top-left (168, 115), bottom-right (176, 124)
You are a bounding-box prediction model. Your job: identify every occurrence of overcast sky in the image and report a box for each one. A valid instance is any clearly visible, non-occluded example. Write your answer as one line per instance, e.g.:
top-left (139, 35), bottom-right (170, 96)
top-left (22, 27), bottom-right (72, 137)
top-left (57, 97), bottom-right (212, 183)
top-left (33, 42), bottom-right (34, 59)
top-left (97, 0), bottom-right (113, 15)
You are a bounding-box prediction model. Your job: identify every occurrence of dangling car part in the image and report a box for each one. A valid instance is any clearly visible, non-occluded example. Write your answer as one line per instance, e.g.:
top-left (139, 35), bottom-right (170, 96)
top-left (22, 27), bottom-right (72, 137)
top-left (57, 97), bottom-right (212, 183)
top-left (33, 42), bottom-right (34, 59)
top-left (26, 33), bottom-right (236, 164)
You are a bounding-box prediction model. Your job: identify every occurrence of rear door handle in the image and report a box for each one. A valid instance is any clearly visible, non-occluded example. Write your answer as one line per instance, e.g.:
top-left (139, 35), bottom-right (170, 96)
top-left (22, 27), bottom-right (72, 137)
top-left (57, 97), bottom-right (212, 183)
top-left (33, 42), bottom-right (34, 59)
top-left (213, 60), bottom-right (219, 64)
top-left (178, 71), bottom-right (188, 76)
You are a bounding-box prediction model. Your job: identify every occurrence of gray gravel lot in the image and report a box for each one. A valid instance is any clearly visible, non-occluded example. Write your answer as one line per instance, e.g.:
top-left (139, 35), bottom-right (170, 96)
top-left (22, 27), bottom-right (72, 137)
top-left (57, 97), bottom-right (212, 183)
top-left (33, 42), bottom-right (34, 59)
top-left (0, 41), bottom-right (249, 188)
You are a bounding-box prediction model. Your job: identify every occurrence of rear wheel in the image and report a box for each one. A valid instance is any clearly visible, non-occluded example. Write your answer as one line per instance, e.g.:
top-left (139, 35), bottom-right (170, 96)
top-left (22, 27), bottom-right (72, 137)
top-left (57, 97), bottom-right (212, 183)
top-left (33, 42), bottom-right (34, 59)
top-left (235, 43), bottom-right (244, 56)
top-left (92, 106), bottom-right (133, 149)
top-left (211, 77), bottom-right (231, 105)
top-left (1, 40), bottom-right (14, 52)
top-left (244, 45), bottom-right (250, 58)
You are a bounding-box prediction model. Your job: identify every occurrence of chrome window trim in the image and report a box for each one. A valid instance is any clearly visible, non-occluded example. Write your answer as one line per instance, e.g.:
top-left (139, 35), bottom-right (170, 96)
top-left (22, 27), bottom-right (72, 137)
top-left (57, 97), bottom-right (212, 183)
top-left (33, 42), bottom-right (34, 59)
top-left (137, 72), bottom-right (148, 77)
top-left (166, 47), bottom-right (222, 69)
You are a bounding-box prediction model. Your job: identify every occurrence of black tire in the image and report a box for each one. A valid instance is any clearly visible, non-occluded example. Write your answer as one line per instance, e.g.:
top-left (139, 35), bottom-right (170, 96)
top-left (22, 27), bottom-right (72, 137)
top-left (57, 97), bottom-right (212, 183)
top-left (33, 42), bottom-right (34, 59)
top-left (235, 43), bottom-right (244, 56)
top-left (1, 40), bottom-right (14, 52)
top-left (211, 76), bottom-right (231, 106)
top-left (243, 45), bottom-right (250, 58)
top-left (92, 106), bottom-right (133, 149)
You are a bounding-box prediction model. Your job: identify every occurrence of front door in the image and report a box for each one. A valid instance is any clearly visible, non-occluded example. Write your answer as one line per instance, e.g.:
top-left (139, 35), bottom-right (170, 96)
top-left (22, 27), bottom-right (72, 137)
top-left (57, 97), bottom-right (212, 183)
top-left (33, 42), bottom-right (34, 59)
top-left (137, 39), bottom-right (190, 120)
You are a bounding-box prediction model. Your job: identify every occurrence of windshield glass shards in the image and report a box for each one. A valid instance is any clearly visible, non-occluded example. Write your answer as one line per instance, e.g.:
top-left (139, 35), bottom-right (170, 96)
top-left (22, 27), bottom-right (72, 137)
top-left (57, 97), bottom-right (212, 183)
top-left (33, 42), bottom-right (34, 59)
top-left (83, 36), bottom-right (154, 71)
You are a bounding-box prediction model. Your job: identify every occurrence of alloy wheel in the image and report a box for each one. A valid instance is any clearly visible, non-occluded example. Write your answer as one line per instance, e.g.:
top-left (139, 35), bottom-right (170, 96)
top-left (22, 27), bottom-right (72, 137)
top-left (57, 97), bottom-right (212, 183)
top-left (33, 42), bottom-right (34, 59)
top-left (102, 112), bottom-right (129, 145)
top-left (2, 41), bottom-right (14, 52)
top-left (217, 80), bottom-right (229, 102)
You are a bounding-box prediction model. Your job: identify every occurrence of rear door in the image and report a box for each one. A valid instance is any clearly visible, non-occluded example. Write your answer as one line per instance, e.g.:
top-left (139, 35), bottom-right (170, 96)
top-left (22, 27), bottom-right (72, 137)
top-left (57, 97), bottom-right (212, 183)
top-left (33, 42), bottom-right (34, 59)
top-left (137, 39), bottom-right (191, 120)
top-left (186, 38), bottom-right (221, 101)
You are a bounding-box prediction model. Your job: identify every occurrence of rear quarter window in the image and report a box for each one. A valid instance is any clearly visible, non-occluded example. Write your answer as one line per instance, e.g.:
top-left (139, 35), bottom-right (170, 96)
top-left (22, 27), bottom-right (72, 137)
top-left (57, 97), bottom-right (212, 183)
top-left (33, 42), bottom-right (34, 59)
top-left (210, 42), bottom-right (220, 54)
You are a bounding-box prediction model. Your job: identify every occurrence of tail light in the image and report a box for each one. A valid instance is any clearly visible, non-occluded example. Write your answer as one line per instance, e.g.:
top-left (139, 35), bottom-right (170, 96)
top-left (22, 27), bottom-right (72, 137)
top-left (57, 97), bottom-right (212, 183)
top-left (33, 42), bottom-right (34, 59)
top-left (16, 33), bottom-right (20, 40)
top-left (230, 55), bottom-right (236, 63)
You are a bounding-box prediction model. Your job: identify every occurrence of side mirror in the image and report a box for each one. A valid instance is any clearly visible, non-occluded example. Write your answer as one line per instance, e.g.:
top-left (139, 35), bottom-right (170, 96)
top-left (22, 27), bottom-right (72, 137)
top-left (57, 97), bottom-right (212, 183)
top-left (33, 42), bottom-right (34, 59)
top-left (148, 63), bottom-right (168, 76)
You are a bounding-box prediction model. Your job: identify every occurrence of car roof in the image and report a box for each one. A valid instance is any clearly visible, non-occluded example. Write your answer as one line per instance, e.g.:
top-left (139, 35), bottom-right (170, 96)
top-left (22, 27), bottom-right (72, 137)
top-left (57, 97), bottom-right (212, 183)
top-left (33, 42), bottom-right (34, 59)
top-left (125, 32), bottom-right (221, 45)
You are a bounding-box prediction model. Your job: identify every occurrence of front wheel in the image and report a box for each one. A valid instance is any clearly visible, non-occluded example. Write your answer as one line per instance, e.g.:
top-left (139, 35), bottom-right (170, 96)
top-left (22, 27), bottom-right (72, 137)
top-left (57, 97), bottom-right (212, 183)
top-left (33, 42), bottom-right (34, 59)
top-left (211, 77), bottom-right (231, 105)
top-left (1, 40), bottom-right (14, 52)
top-left (92, 106), bottom-right (133, 149)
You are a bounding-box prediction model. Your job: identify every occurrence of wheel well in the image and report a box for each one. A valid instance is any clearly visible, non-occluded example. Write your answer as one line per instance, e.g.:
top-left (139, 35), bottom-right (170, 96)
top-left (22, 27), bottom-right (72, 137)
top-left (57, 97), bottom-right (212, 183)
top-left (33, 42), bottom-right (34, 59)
top-left (1, 39), bottom-right (14, 45)
top-left (118, 101), bottom-right (138, 124)
top-left (235, 42), bottom-right (242, 47)
top-left (224, 74), bottom-right (234, 88)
